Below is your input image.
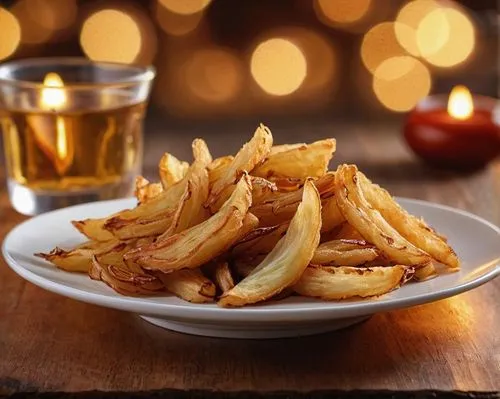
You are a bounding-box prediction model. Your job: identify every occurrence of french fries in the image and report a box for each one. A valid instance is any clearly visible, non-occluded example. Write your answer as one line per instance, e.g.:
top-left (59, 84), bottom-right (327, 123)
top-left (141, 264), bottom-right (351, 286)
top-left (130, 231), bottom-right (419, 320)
top-left (156, 269), bottom-right (216, 303)
top-left (253, 139), bottom-right (336, 180)
top-left (37, 124), bottom-right (459, 307)
top-left (159, 152), bottom-right (189, 188)
top-left (358, 173), bottom-right (460, 269)
top-left (218, 179), bottom-right (321, 307)
top-left (311, 239), bottom-right (378, 266)
top-left (125, 175), bottom-right (254, 272)
top-left (135, 176), bottom-right (163, 204)
top-left (334, 164), bottom-right (431, 266)
top-left (294, 265), bottom-right (410, 300)
top-left (206, 124), bottom-right (272, 206)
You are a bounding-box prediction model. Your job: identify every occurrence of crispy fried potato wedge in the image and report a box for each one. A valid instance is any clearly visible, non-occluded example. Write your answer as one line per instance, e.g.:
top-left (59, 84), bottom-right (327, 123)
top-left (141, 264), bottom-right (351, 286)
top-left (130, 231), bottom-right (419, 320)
top-left (213, 261), bottom-right (235, 293)
top-left (159, 156), bottom-right (210, 239)
top-left (334, 165), bottom-right (431, 266)
top-left (126, 174), bottom-right (254, 272)
top-left (321, 221), bottom-right (364, 242)
top-left (36, 247), bottom-right (94, 273)
top-left (159, 152), bottom-right (189, 188)
top-left (359, 173), bottom-right (459, 269)
top-left (231, 256), bottom-right (263, 279)
top-left (269, 177), bottom-right (304, 192)
top-left (208, 155), bottom-right (234, 187)
top-left (414, 262), bottom-right (438, 281)
top-left (253, 139), bottom-right (336, 180)
top-left (103, 139), bottom-right (212, 240)
top-left (311, 239), bottom-right (379, 266)
top-left (209, 176), bottom-right (278, 214)
top-left (89, 241), bottom-right (164, 295)
top-left (135, 176), bottom-right (163, 204)
top-left (321, 195), bottom-right (345, 232)
top-left (156, 269), bottom-right (216, 303)
top-left (90, 255), bottom-right (164, 296)
top-left (269, 143), bottom-right (305, 155)
top-left (231, 223), bottom-right (288, 258)
top-left (206, 124), bottom-right (272, 206)
top-left (250, 173), bottom-right (335, 227)
top-left (218, 179), bottom-right (321, 307)
top-left (294, 265), bottom-right (410, 299)
top-left (35, 240), bottom-right (120, 272)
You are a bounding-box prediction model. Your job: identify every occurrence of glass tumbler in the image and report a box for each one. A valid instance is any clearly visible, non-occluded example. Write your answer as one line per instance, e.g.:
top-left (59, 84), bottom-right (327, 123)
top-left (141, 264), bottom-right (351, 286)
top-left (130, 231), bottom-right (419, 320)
top-left (0, 57), bottom-right (155, 215)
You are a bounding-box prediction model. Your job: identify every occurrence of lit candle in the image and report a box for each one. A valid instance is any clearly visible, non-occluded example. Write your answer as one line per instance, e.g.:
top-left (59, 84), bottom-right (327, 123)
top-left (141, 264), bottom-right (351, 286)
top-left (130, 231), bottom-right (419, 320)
top-left (404, 86), bottom-right (500, 170)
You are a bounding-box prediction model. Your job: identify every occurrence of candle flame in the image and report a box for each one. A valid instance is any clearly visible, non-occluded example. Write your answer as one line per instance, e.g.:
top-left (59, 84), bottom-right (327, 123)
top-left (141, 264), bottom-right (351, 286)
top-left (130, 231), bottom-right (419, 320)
top-left (42, 72), bottom-right (66, 109)
top-left (41, 72), bottom-right (69, 172)
top-left (447, 85), bottom-right (473, 120)
top-left (56, 117), bottom-right (67, 161)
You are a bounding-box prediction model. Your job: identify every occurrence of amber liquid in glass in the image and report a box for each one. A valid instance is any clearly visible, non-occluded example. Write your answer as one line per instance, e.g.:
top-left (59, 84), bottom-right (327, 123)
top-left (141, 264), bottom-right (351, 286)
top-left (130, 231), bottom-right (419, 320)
top-left (1, 102), bottom-right (145, 194)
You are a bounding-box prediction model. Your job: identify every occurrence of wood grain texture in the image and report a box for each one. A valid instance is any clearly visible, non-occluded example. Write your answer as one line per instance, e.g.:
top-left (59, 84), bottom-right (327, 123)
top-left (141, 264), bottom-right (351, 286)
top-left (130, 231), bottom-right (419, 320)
top-left (0, 122), bottom-right (499, 395)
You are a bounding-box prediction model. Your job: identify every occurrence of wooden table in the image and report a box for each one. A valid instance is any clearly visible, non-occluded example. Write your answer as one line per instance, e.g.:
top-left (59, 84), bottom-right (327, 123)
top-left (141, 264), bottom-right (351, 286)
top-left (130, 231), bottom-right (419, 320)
top-left (0, 121), bottom-right (499, 398)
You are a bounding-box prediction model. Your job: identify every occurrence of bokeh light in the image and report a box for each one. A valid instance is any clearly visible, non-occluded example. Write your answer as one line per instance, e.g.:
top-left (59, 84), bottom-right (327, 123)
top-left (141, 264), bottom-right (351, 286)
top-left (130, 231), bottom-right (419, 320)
top-left (314, 0), bottom-right (371, 25)
top-left (158, 0), bottom-right (211, 15)
top-left (154, 3), bottom-right (203, 36)
top-left (251, 38), bottom-right (307, 96)
top-left (0, 8), bottom-right (21, 60)
top-left (185, 48), bottom-right (243, 103)
top-left (361, 22), bottom-right (406, 74)
top-left (372, 56), bottom-right (431, 112)
top-left (80, 9), bottom-right (142, 64)
top-left (11, 0), bottom-right (53, 45)
top-left (26, 0), bottom-right (77, 31)
top-left (417, 7), bottom-right (475, 67)
top-left (395, 0), bottom-right (440, 56)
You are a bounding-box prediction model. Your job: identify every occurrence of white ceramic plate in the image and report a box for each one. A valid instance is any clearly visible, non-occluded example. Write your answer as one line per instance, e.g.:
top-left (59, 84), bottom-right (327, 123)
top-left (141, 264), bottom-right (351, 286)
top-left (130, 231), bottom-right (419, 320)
top-left (3, 198), bottom-right (499, 339)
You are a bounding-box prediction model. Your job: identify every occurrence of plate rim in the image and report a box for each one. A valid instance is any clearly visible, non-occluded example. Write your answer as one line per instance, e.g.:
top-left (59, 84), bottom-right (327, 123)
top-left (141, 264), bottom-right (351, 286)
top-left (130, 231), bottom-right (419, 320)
top-left (3, 197), bottom-right (500, 322)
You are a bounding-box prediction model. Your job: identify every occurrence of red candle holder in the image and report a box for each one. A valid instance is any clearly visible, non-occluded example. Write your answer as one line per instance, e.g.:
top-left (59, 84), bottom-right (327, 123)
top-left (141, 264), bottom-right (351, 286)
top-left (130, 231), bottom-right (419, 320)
top-left (404, 89), bottom-right (500, 170)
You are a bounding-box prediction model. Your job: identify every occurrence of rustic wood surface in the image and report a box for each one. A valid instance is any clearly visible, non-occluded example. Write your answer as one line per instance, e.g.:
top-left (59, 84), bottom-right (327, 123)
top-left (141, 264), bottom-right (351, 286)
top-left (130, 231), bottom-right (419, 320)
top-left (0, 121), bottom-right (499, 396)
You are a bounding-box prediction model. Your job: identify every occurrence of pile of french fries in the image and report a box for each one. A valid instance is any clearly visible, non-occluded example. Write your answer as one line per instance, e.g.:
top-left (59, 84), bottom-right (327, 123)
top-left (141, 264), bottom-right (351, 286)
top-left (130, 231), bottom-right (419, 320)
top-left (37, 124), bottom-right (459, 307)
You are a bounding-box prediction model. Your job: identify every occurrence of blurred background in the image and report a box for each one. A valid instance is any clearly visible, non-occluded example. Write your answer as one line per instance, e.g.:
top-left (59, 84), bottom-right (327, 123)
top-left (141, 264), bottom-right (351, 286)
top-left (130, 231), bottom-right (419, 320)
top-left (0, 0), bottom-right (497, 126)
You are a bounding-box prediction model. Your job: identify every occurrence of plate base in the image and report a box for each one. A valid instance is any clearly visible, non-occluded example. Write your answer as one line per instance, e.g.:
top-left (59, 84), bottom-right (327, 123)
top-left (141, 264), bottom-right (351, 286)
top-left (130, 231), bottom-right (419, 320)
top-left (140, 315), bottom-right (371, 339)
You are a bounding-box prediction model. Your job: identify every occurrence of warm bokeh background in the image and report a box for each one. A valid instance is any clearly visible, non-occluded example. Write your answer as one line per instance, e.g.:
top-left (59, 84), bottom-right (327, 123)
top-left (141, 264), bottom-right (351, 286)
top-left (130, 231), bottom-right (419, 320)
top-left (0, 0), bottom-right (497, 124)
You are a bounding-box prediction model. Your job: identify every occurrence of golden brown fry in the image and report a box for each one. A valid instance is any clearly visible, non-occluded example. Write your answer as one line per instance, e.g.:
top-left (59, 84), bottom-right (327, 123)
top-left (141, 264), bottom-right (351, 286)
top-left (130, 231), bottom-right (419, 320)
top-left (89, 241), bottom-right (164, 295)
top-left (269, 177), bottom-right (304, 192)
top-left (334, 165), bottom-right (431, 266)
top-left (126, 174), bottom-right (254, 272)
top-left (250, 173), bottom-right (335, 227)
top-left (213, 261), bottom-right (235, 293)
top-left (311, 239), bottom-right (379, 266)
top-left (89, 255), bottom-right (164, 296)
top-left (208, 155), bottom-right (234, 187)
top-left (323, 221), bottom-right (364, 241)
top-left (158, 151), bottom-right (210, 239)
top-left (294, 265), bottom-right (410, 300)
top-left (231, 223), bottom-right (288, 258)
top-left (159, 152), bottom-right (189, 188)
top-left (413, 262), bottom-right (438, 281)
top-left (269, 143), bottom-right (305, 155)
top-left (359, 173), bottom-right (459, 269)
top-left (320, 195), bottom-right (345, 233)
top-left (156, 269), bottom-right (216, 303)
top-left (251, 176), bottom-right (278, 205)
top-left (103, 139), bottom-right (212, 240)
top-left (253, 139), bottom-right (336, 180)
top-left (206, 124), bottom-right (272, 206)
top-left (135, 176), bottom-right (163, 204)
top-left (231, 256), bottom-right (262, 279)
top-left (36, 247), bottom-right (93, 273)
top-left (35, 240), bottom-right (120, 272)
top-left (218, 179), bottom-right (321, 307)
top-left (210, 176), bottom-right (278, 214)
